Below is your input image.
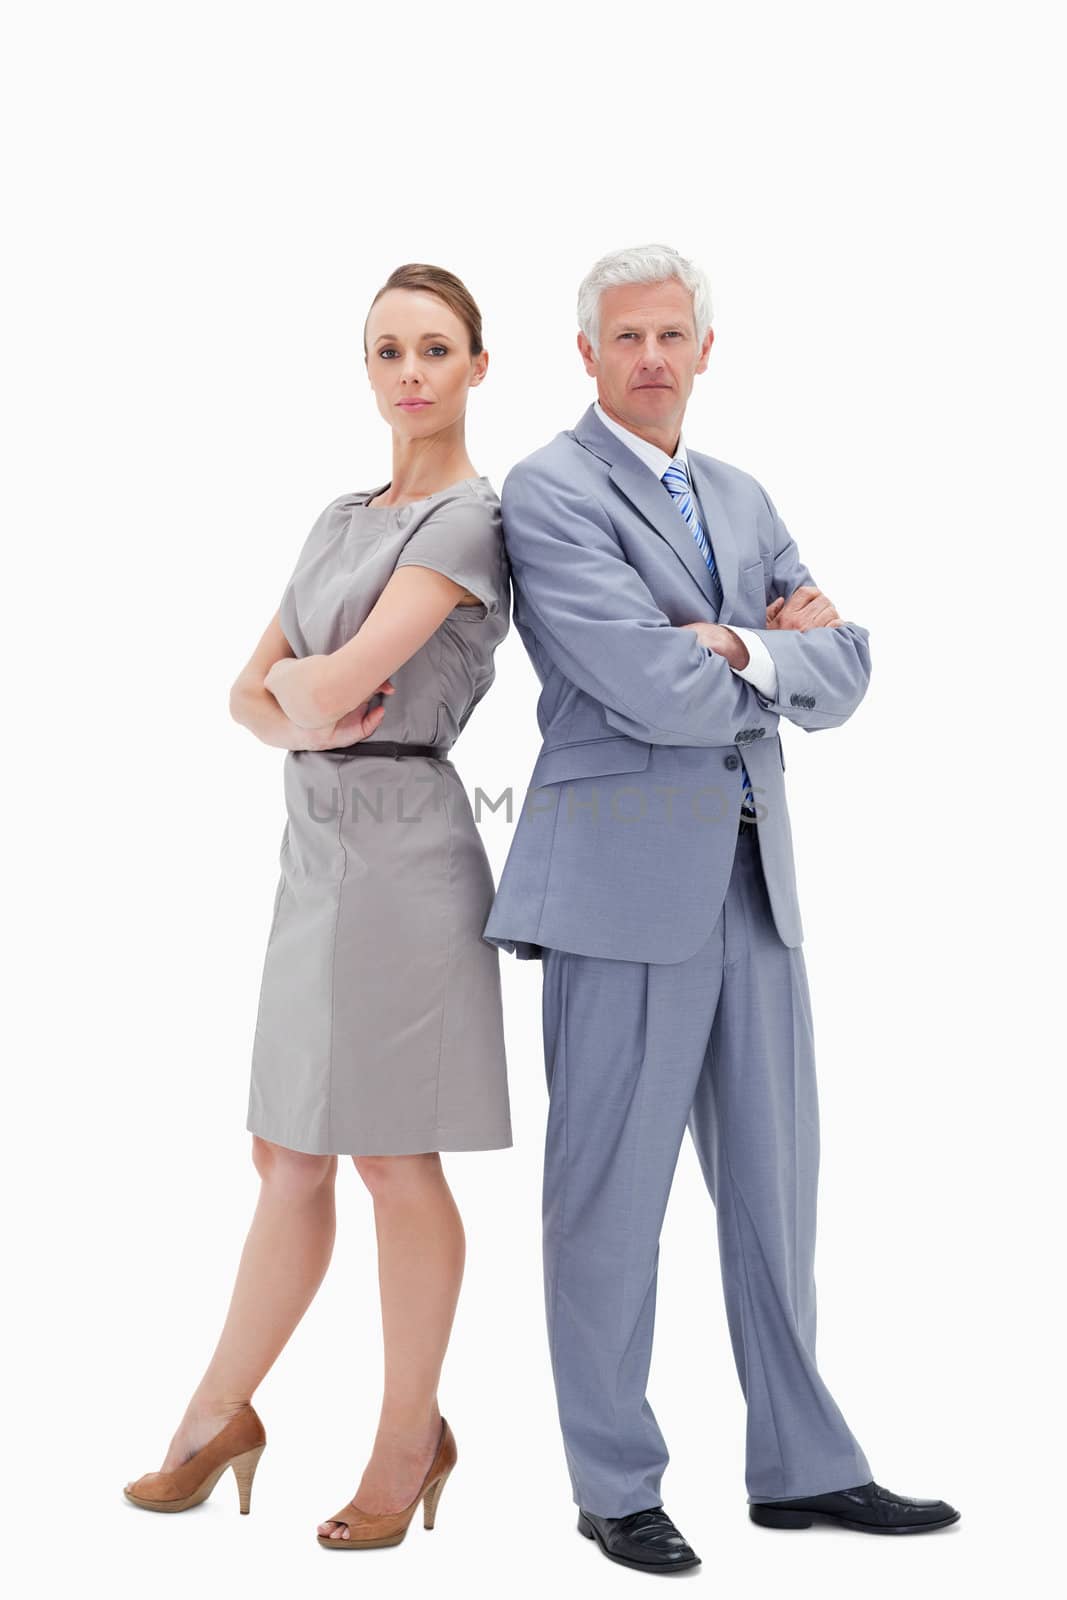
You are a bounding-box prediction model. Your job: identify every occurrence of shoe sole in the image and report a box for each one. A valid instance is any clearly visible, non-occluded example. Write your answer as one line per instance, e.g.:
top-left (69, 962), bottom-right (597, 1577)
top-left (578, 1511), bottom-right (702, 1573)
top-left (750, 1505), bottom-right (961, 1535)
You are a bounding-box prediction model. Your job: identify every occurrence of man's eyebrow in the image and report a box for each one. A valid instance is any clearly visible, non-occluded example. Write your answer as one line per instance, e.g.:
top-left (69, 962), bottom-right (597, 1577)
top-left (373, 331), bottom-right (451, 342)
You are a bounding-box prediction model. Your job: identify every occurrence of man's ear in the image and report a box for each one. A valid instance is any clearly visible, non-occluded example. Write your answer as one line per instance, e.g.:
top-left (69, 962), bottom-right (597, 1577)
top-left (695, 327), bottom-right (715, 375)
top-left (577, 330), bottom-right (598, 377)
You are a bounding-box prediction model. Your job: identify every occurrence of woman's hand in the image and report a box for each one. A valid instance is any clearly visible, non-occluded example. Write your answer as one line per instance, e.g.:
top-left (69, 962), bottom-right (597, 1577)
top-left (298, 683), bottom-right (397, 751)
top-left (265, 656), bottom-right (398, 726)
top-left (263, 656), bottom-right (332, 727)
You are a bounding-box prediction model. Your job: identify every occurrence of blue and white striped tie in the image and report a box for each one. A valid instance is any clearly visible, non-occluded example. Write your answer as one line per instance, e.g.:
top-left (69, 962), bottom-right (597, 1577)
top-left (662, 457), bottom-right (756, 820)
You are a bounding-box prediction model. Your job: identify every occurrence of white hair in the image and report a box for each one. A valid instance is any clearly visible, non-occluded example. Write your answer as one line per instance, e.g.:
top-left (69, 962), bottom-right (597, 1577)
top-left (576, 243), bottom-right (713, 356)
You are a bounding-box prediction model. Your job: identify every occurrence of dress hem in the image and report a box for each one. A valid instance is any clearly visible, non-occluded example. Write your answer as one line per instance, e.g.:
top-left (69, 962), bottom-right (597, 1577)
top-left (245, 1119), bottom-right (513, 1157)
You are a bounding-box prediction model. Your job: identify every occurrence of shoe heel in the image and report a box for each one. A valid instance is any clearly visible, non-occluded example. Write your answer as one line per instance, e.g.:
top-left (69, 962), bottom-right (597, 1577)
top-left (577, 1511), bottom-right (595, 1539)
top-left (750, 1504), bottom-right (813, 1530)
top-left (422, 1466), bottom-right (452, 1530)
top-left (231, 1443), bottom-right (266, 1514)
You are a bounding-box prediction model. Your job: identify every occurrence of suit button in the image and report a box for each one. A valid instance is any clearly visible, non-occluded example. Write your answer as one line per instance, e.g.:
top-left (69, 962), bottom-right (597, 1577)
top-left (724, 753), bottom-right (740, 770)
top-left (808, 696), bottom-right (816, 707)
top-left (755, 727), bottom-right (765, 738)
top-left (789, 693), bottom-right (799, 706)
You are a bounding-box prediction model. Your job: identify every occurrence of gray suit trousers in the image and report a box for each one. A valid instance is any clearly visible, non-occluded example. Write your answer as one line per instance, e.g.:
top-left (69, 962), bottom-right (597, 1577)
top-left (540, 823), bottom-right (871, 1516)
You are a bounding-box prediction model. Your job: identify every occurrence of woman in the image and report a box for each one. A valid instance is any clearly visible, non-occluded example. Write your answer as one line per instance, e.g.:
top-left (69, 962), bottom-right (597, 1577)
top-left (123, 264), bottom-right (513, 1550)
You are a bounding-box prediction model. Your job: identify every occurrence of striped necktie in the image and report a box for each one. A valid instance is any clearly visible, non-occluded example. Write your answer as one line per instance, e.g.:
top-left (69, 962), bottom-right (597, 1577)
top-left (662, 457), bottom-right (756, 820)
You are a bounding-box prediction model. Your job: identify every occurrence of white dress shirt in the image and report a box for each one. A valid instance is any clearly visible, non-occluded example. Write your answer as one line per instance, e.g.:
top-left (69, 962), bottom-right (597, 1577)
top-left (592, 400), bottom-right (778, 699)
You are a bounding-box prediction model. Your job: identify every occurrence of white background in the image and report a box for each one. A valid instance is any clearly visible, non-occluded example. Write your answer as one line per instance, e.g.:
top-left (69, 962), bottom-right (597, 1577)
top-left (4, 2), bottom-right (1063, 1597)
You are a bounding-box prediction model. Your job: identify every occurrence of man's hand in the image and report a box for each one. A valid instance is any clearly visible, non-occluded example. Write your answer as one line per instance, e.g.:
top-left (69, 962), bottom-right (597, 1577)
top-left (765, 587), bottom-right (841, 631)
top-left (678, 621), bottom-right (749, 670)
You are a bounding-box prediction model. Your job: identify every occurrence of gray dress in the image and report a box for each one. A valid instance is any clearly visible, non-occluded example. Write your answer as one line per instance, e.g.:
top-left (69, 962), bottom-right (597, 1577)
top-left (246, 476), bottom-right (513, 1156)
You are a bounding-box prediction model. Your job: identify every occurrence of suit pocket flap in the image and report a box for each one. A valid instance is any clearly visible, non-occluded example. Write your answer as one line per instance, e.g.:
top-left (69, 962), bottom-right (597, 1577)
top-left (530, 735), bottom-right (653, 787)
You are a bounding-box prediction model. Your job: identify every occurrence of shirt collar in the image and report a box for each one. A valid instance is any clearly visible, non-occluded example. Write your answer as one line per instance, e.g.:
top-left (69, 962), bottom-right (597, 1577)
top-left (593, 399), bottom-right (688, 480)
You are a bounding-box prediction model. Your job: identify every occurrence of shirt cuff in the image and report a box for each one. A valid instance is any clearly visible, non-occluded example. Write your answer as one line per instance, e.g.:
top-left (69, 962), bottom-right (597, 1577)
top-left (725, 626), bottom-right (778, 700)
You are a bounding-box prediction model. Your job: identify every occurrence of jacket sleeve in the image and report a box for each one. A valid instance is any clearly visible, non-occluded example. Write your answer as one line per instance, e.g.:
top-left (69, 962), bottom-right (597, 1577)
top-left (742, 481), bottom-right (873, 731)
top-left (501, 461), bottom-right (778, 747)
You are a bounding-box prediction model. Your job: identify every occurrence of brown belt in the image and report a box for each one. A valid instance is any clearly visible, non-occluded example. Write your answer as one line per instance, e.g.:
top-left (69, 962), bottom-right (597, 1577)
top-left (323, 741), bottom-right (448, 760)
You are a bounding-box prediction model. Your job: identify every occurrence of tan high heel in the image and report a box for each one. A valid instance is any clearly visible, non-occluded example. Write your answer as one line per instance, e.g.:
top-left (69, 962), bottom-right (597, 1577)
top-left (123, 1403), bottom-right (267, 1514)
top-left (317, 1416), bottom-right (457, 1550)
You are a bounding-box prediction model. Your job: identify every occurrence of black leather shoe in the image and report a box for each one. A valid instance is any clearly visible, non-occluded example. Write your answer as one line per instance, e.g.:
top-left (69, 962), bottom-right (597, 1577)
top-left (749, 1479), bottom-right (960, 1535)
top-left (578, 1505), bottom-right (701, 1573)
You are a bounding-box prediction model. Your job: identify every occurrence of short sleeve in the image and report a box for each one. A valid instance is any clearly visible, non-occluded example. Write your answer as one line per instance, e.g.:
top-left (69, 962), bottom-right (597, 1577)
top-left (278, 491), bottom-right (357, 654)
top-left (392, 491), bottom-right (505, 616)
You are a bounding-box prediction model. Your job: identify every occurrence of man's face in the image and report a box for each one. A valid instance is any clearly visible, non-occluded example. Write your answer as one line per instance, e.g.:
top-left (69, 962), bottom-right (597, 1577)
top-left (577, 278), bottom-right (713, 451)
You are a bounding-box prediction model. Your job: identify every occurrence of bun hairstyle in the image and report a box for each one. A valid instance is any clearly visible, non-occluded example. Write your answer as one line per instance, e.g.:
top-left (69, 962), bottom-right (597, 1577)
top-left (363, 263), bottom-right (484, 357)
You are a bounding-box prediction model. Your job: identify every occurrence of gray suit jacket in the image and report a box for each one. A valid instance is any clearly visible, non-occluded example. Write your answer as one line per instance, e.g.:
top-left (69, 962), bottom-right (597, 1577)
top-left (482, 404), bottom-right (871, 963)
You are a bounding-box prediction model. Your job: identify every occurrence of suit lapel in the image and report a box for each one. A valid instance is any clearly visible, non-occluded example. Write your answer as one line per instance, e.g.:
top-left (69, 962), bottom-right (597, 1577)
top-left (571, 404), bottom-right (736, 620)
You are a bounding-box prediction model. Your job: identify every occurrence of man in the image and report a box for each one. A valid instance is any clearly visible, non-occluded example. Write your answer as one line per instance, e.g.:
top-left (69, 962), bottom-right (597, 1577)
top-left (483, 244), bottom-right (958, 1573)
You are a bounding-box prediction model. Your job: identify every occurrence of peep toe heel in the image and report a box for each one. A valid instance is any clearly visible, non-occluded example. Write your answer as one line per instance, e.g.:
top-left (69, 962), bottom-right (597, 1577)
top-left (317, 1416), bottom-right (457, 1550)
top-left (124, 1403), bottom-right (267, 1514)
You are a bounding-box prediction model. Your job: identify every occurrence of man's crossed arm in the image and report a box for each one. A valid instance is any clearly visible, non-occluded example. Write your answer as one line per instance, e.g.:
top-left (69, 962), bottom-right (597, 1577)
top-left (500, 463), bottom-right (871, 746)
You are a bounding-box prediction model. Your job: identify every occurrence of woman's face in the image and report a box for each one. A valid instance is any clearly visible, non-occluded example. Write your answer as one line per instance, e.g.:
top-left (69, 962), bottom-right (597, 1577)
top-left (364, 289), bottom-right (487, 439)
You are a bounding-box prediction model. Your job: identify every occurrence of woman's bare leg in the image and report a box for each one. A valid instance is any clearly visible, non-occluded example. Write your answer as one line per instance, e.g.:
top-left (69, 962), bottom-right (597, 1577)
top-left (130, 1136), bottom-right (338, 1480)
top-left (318, 1152), bottom-right (465, 1537)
